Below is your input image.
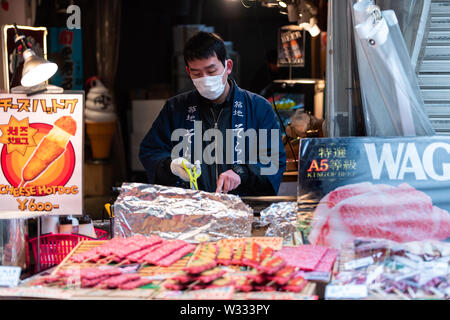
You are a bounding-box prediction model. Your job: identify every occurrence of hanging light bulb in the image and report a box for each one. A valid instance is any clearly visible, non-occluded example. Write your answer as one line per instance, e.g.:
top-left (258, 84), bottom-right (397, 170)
top-left (278, 1), bottom-right (288, 8)
top-left (261, 0), bottom-right (280, 7)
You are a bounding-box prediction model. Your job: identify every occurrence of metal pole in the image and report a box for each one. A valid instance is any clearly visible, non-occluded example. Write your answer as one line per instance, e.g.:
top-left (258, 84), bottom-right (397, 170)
top-left (37, 217), bottom-right (40, 273)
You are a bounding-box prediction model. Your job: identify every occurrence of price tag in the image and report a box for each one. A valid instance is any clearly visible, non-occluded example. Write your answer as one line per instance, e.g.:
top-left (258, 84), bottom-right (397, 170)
top-left (422, 262), bottom-right (448, 276)
top-left (0, 266), bottom-right (21, 288)
top-left (344, 256), bottom-right (374, 271)
top-left (430, 262), bottom-right (448, 276)
top-left (366, 265), bottom-right (384, 285)
top-left (325, 284), bottom-right (368, 300)
top-left (418, 262), bottom-right (449, 286)
top-left (303, 271), bottom-right (332, 282)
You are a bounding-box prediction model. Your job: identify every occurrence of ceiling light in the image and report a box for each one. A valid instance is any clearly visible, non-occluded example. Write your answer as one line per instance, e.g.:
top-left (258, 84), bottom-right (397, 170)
top-left (261, 0), bottom-right (280, 7)
top-left (279, 1), bottom-right (287, 8)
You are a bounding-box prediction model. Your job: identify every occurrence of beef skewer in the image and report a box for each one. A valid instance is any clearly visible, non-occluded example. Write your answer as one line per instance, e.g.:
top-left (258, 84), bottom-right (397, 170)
top-left (119, 243), bottom-right (166, 266)
top-left (139, 240), bottom-right (188, 268)
top-left (73, 235), bottom-right (163, 264)
top-left (155, 244), bottom-right (196, 267)
top-left (119, 278), bottom-right (153, 290)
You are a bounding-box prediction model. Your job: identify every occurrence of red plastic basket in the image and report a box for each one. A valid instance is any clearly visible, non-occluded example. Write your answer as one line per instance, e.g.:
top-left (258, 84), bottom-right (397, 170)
top-left (28, 228), bottom-right (108, 273)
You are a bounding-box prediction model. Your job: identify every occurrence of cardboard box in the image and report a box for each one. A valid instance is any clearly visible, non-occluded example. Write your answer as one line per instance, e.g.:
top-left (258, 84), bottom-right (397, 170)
top-left (83, 161), bottom-right (114, 196)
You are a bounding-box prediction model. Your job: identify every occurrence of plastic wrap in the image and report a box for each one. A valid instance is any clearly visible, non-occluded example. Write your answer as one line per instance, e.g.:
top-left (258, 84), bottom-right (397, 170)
top-left (325, 0), bottom-right (366, 138)
top-left (327, 238), bottom-right (450, 300)
top-left (376, 0), bottom-right (430, 70)
top-left (0, 218), bottom-right (28, 269)
top-left (352, 1), bottom-right (434, 137)
top-left (113, 183), bottom-right (253, 242)
top-left (326, 0), bottom-right (432, 138)
top-left (259, 202), bottom-right (298, 242)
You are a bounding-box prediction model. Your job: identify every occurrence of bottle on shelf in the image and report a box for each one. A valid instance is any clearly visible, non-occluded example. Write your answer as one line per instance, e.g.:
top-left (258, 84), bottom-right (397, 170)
top-left (58, 216), bottom-right (73, 234)
top-left (78, 214), bottom-right (96, 238)
top-left (71, 216), bottom-right (79, 234)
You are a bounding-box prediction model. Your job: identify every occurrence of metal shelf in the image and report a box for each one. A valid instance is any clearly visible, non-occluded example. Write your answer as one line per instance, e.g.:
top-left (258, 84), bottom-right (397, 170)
top-left (418, 1), bottom-right (450, 134)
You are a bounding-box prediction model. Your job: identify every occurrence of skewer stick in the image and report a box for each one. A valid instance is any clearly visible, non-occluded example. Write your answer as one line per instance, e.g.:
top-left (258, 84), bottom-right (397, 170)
top-left (428, 287), bottom-right (445, 299)
top-left (370, 288), bottom-right (385, 300)
top-left (45, 280), bottom-right (65, 287)
top-left (138, 263), bottom-right (149, 271)
top-left (116, 259), bottom-right (131, 267)
top-left (187, 245), bottom-right (202, 266)
top-left (79, 288), bottom-right (99, 296)
top-left (94, 283), bottom-right (107, 290)
top-left (150, 266), bottom-right (162, 274)
top-left (96, 255), bottom-right (116, 264)
top-left (407, 287), bottom-right (417, 299)
top-left (187, 279), bottom-right (200, 291)
top-left (393, 288), bottom-right (411, 300)
top-left (148, 288), bottom-right (160, 300)
top-left (82, 256), bottom-right (99, 263)
top-left (266, 280), bottom-right (276, 287)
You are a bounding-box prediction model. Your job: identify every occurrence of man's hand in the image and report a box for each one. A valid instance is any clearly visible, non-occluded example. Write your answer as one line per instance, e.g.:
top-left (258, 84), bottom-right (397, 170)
top-left (216, 170), bottom-right (241, 194)
top-left (170, 158), bottom-right (201, 182)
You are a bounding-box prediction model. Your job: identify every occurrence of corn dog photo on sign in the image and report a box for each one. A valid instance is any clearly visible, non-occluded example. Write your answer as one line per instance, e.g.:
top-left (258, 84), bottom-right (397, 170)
top-left (0, 92), bottom-right (83, 217)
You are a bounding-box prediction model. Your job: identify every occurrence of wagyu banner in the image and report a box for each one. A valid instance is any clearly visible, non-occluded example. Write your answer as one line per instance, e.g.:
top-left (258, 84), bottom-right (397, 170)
top-left (297, 136), bottom-right (450, 249)
top-left (0, 92), bottom-right (84, 217)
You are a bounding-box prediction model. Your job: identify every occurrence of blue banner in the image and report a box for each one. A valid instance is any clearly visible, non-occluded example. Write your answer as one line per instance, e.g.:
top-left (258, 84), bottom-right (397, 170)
top-left (48, 28), bottom-right (83, 90)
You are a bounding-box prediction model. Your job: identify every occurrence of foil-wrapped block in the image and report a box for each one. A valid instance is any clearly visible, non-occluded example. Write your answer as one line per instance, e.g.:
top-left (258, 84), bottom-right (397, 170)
top-left (113, 183), bottom-right (253, 242)
top-left (260, 202), bottom-right (298, 242)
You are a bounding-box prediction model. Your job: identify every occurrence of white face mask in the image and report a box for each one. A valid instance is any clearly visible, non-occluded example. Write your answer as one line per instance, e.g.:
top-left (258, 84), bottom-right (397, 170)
top-left (192, 62), bottom-right (228, 101)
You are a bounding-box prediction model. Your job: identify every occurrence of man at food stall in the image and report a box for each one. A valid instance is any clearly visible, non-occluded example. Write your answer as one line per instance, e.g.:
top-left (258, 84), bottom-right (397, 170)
top-left (139, 32), bottom-right (286, 196)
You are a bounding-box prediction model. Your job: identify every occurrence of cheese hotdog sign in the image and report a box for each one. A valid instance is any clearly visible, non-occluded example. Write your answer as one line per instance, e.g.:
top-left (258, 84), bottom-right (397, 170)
top-left (0, 92), bottom-right (83, 216)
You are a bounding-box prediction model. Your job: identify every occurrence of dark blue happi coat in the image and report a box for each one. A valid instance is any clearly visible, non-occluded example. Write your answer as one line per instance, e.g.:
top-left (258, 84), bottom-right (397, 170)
top-left (139, 80), bottom-right (287, 195)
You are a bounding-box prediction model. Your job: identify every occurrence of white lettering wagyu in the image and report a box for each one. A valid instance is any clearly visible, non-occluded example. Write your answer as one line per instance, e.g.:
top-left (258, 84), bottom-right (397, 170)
top-left (364, 143), bottom-right (450, 181)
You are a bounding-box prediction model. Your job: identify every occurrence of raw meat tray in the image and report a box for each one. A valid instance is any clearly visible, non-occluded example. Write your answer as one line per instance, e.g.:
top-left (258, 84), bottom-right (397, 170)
top-left (16, 240), bottom-right (320, 300)
top-left (51, 240), bottom-right (192, 277)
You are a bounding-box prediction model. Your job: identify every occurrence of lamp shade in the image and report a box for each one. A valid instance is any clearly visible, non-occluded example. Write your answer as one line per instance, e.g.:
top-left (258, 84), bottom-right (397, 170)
top-left (21, 49), bottom-right (58, 87)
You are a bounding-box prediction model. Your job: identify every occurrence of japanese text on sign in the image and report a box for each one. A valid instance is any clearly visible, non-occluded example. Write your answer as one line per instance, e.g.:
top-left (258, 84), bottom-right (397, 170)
top-left (0, 267), bottom-right (21, 288)
top-left (0, 98), bottom-right (79, 114)
top-left (307, 145), bottom-right (358, 179)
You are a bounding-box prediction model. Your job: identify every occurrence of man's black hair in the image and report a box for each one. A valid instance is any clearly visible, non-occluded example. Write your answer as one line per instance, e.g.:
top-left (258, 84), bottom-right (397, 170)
top-left (184, 32), bottom-right (227, 67)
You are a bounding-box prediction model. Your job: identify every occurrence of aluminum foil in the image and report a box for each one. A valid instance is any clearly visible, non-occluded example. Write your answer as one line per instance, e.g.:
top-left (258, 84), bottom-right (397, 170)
top-left (260, 202), bottom-right (298, 242)
top-left (113, 183), bottom-right (253, 242)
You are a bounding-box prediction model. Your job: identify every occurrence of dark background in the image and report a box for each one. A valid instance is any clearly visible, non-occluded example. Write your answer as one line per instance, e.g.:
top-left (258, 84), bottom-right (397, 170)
top-left (36, 0), bottom-right (316, 97)
top-left (34, 0), bottom-right (326, 181)
top-left (115, 0), bottom-right (312, 93)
